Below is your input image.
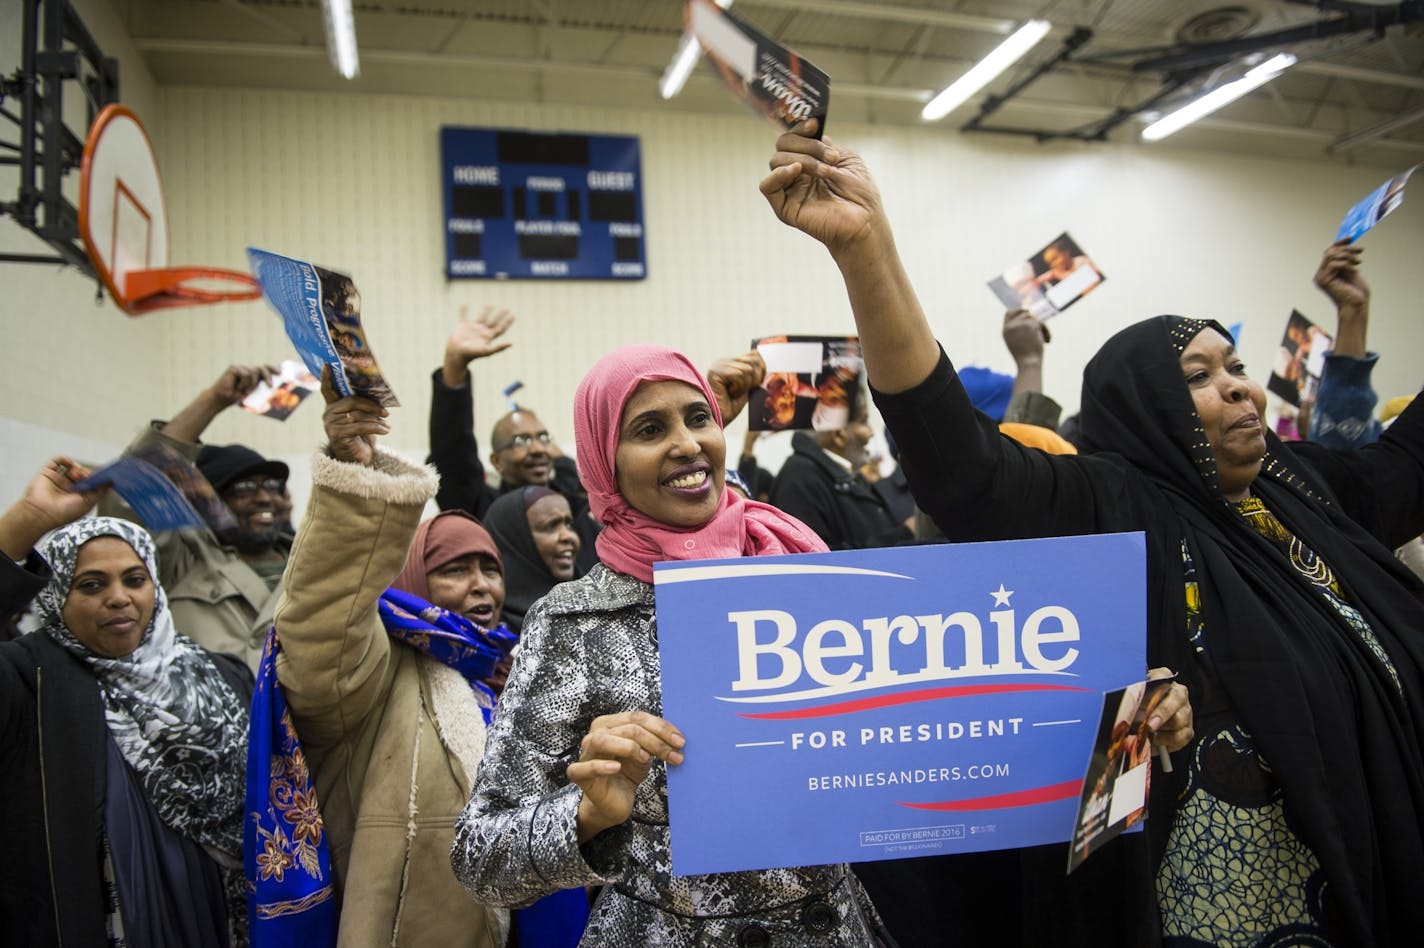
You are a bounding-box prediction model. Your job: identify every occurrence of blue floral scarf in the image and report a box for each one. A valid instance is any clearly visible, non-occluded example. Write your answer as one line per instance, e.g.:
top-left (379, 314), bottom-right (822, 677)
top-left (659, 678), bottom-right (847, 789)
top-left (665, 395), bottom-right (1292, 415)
top-left (244, 589), bottom-right (515, 945)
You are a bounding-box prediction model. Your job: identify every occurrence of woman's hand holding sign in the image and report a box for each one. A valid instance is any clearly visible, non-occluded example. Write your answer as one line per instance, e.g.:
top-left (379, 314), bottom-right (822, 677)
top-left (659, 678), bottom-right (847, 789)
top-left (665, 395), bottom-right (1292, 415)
top-left (572, 711), bottom-right (686, 843)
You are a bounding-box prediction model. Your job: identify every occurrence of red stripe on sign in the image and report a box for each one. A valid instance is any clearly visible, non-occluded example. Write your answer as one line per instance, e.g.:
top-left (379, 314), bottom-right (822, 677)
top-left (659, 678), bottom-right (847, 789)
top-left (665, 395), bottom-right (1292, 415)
top-left (898, 779), bottom-right (1082, 811)
top-left (737, 683), bottom-right (1090, 720)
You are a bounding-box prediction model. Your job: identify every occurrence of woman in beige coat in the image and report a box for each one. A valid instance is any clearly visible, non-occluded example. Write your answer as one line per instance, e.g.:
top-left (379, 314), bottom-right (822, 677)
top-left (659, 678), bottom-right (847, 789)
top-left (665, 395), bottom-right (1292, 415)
top-left (271, 372), bottom-right (507, 947)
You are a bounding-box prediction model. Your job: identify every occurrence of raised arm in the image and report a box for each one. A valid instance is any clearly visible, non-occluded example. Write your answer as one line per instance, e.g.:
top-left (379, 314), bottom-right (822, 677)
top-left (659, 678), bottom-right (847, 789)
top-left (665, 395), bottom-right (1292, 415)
top-left (274, 370), bottom-right (436, 746)
top-left (759, 121), bottom-right (937, 395)
top-left (0, 458), bottom-right (106, 562)
top-left (1308, 240), bottom-right (1382, 449)
top-left (161, 364), bottom-right (278, 444)
top-left (429, 305), bottom-right (513, 516)
top-left (1316, 239), bottom-right (1369, 359)
top-left (1001, 309), bottom-right (1063, 430)
top-left (760, 123), bottom-right (1126, 543)
top-left (1, 459), bottom-right (107, 627)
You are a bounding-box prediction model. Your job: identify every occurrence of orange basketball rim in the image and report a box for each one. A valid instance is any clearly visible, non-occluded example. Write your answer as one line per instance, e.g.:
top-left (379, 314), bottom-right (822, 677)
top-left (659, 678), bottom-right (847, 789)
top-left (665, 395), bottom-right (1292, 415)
top-left (79, 104), bottom-right (260, 316)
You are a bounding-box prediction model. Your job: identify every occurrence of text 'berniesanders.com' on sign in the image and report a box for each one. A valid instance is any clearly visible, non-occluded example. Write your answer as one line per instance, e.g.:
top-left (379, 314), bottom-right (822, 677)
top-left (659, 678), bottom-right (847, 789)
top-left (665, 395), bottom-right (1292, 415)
top-left (653, 532), bottom-right (1146, 876)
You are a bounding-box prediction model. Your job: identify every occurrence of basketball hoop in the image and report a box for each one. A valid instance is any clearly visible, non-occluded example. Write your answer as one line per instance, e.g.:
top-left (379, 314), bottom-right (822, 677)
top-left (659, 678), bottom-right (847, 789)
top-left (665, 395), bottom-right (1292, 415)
top-left (79, 104), bottom-right (260, 315)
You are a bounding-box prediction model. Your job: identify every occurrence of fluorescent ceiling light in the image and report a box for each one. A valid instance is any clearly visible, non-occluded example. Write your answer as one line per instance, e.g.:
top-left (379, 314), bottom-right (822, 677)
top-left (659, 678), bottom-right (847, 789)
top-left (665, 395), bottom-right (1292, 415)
top-left (921, 19), bottom-right (1052, 122)
top-left (661, 34), bottom-right (703, 99)
top-left (1141, 53), bottom-right (1297, 142)
top-left (661, 0), bottom-right (733, 100)
top-left (321, 0), bottom-right (360, 80)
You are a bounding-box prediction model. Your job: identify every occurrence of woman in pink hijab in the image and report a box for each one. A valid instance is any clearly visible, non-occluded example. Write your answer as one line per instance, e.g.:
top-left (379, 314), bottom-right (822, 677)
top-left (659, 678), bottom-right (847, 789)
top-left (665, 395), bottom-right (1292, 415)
top-left (452, 345), bottom-right (889, 946)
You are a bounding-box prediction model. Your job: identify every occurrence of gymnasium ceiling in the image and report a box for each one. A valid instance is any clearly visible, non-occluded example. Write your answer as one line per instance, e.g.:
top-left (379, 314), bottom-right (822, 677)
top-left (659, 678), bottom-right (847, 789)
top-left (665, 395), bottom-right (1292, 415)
top-left (112, 0), bottom-right (1424, 166)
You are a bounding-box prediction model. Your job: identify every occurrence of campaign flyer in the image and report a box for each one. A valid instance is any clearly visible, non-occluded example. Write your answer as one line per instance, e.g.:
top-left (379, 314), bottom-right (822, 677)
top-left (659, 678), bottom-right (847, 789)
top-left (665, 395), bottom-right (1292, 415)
top-left (128, 441), bottom-right (237, 533)
top-left (74, 442), bottom-right (237, 535)
top-left (749, 335), bottom-right (862, 432)
top-left (655, 532), bottom-right (1147, 876)
top-left (1267, 309), bottom-right (1332, 408)
top-left (1336, 164), bottom-right (1418, 242)
top-left (987, 232), bottom-right (1105, 320)
top-left (1066, 676), bottom-right (1175, 873)
top-left (240, 359), bottom-right (320, 422)
top-left (247, 248), bottom-right (400, 407)
top-left (71, 444), bottom-right (215, 532)
top-left (686, 0), bottom-right (830, 136)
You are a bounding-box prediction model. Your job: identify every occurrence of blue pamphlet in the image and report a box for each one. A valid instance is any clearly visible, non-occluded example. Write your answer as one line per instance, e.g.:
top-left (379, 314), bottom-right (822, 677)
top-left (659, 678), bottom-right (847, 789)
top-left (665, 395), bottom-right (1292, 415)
top-left (74, 456), bottom-right (207, 534)
top-left (247, 248), bottom-right (399, 406)
top-left (1337, 164), bottom-right (1417, 241)
top-left (654, 532), bottom-right (1146, 876)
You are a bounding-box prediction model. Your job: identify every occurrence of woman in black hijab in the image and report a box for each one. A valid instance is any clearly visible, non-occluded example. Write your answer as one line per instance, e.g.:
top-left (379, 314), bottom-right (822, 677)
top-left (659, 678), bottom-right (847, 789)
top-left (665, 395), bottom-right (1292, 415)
top-left (761, 122), bottom-right (1424, 947)
top-left (482, 486), bottom-right (582, 635)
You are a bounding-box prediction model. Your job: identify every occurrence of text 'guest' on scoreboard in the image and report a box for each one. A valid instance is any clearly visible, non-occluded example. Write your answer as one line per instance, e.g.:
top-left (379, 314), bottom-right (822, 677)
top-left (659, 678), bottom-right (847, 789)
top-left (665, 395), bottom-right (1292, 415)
top-left (440, 127), bottom-right (646, 281)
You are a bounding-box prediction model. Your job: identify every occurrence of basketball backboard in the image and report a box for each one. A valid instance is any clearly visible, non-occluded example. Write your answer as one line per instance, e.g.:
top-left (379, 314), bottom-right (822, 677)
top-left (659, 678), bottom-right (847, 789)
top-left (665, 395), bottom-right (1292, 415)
top-left (79, 104), bottom-right (259, 315)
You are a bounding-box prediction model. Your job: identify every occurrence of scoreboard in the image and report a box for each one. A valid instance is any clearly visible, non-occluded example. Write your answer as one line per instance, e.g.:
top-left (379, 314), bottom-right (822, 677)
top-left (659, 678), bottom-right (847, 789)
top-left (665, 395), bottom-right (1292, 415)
top-left (440, 127), bottom-right (646, 281)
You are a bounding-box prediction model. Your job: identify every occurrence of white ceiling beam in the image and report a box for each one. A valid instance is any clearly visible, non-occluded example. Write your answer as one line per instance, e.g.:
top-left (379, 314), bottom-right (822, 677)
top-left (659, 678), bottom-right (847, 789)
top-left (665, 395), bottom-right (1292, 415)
top-left (134, 37), bottom-right (656, 80)
top-left (136, 35), bottom-right (944, 104)
top-left (1328, 104), bottom-right (1424, 152)
top-left (132, 36), bottom-right (1424, 150)
top-left (1294, 60), bottom-right (1424, 92)
top-left (746, 0), bottom-right (1016, 34)
top-left (216, 0), bottom-right (307, 42)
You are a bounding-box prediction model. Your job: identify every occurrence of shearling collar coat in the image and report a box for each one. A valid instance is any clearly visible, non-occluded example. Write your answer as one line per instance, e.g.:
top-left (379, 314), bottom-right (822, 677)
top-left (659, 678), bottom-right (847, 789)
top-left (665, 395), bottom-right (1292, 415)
top-left (275, 448), bottom-right (506, 948)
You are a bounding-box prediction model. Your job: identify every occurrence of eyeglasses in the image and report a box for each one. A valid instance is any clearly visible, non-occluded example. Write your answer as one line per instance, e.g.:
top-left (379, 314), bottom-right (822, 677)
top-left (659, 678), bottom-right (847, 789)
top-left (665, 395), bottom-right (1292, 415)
top-left (226, 477), bottom-right (286, 498)
top-left (497, 432), bottom-right (552, 451)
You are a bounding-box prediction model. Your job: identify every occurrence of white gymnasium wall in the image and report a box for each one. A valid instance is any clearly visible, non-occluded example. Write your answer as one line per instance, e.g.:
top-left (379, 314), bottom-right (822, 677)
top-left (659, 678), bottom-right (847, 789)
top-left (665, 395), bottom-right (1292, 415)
top-left (8, 68), bottom-right (1424, 518)
top-left (152, 85), bottom-right (1424, 513)
top-left (1, 0), bottom-right (165, 501)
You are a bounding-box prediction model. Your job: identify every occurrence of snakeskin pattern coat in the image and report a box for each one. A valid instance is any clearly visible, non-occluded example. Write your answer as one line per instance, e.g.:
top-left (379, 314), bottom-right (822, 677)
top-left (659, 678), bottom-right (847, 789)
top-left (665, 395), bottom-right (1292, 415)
top-left (451, 564), bottom-right (883, 946)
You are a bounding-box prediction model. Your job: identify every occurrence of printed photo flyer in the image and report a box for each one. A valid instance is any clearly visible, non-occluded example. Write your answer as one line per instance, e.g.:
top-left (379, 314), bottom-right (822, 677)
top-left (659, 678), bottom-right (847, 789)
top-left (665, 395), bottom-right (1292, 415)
top-left (987, 232), bottom-right (1105, 320)
top-left (1067, 676), bottom-right (1176, 873)
top-left (687, 0), bottom-right (830, 136)
top-left (749, 335), bottom-right (863, 432)
top-left (73, 441), bottom-right (234, 535)
top-left (240, 359), bottom-right (320, 421)
top-left (1337, 164), bottom-right (1418, 242)
top-left (1267, 309), bottom-right (1332, 408)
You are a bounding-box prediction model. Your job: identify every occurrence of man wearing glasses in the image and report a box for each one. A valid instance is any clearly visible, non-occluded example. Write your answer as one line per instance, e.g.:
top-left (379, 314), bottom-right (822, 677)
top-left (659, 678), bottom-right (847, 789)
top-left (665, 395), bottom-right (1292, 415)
top-left (429, 307), bottom-right (600, 570)
top-left (107, 364), bottom-right (291, 671)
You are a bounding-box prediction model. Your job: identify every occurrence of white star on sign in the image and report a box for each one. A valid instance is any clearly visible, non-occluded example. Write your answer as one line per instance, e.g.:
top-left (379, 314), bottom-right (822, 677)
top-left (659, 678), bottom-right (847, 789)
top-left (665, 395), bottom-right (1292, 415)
top-left (991, 584), bottom-right (1013, 607)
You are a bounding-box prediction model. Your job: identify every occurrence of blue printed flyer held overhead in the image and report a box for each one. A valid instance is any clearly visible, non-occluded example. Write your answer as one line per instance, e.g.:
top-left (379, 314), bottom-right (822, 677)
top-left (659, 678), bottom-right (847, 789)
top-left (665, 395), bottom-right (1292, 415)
top-left (653, 532), bottom-right (1146, 876)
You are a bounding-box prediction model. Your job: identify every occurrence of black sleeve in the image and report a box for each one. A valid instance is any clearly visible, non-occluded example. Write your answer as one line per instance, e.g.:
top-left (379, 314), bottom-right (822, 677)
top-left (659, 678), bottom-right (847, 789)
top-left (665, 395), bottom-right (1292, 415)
top-left (871, 347), bottom-right (1133, 543)
top-left (550, 456), bottom-right (587, 512)
top-left (2, 554), bottom-right (49, 640)
top-left (209, 650), bottom-right (256, 703)
top-left (1290, 389), bottom-right (1424, 550)
top-left (428, 368), bottom-right (498, 518)
top-left (769, 461), bottom-right (845, 550)
top-left (866, 519), bottom-right (915, 549)
top-left (737, 454), bottom-right (762, 483)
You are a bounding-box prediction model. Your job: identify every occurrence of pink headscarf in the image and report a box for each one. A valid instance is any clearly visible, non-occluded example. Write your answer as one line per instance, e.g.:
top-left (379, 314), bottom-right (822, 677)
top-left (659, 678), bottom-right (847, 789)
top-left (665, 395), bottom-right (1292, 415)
top-left (393, 510), bottom-right (503, 601)
top-left (574, 344), bottom-right (828, 582)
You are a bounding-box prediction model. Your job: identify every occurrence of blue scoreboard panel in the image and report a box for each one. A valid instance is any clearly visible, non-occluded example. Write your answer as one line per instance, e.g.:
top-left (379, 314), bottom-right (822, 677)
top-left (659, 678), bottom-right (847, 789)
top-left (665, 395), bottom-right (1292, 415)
top-left (440, 127), bottom-right (646, 281)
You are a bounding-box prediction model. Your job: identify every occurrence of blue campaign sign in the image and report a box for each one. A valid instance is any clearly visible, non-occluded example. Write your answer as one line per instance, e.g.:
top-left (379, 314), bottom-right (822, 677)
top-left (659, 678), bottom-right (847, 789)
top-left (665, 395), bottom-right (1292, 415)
top-left (653, 532), bottom-right (1146, 876)
top-left (440, 127), bottom-right (646, 281)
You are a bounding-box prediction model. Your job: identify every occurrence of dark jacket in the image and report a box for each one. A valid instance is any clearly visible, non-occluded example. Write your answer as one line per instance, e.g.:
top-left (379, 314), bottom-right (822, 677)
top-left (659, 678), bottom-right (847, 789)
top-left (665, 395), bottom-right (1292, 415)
top-left (427, 369), bottom-right (600, 571)
top-left (769, 432), bottom-right (912, 550)
top-left (0, 555), bottom-right (251, 947)
top-left (874, 339), bottom-right (1424, 947)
